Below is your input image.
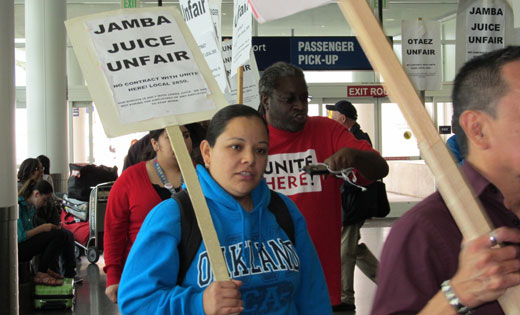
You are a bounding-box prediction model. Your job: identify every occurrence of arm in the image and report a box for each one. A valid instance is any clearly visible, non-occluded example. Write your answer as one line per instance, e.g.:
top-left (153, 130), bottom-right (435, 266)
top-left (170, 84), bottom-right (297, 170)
top-left (325, 147), bottom-right (388, 181)
top-left (325, 122), bottom-right (388, 181)
top-left (118, 199), bottom-right (205, 314)
top-left (420, 227), bottom-right (520, 314)
top-left (103, 177), bottom-right (131, 289)
top-left (118, 199), bottom-right (243, 315)
top-left (373, 207), bottom-right (520, 315)
top-left (24, 224), bottom-right (58, 239)
top-left (282, 195), bottom-right (332, 315)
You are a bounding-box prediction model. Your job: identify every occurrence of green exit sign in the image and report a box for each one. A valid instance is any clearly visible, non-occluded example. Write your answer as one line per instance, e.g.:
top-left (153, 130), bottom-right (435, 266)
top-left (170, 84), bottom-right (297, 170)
top-left (121, 0), bottom-right (140, 8)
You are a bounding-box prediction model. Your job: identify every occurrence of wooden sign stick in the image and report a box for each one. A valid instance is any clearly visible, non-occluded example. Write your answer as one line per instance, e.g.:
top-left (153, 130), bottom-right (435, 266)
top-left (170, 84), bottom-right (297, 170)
top-left (336, 0), bottom-right (520, 312)
top-left (237, 66), bottom-right (244, 104)
top-left (166, 125), bottom-right (230, 282)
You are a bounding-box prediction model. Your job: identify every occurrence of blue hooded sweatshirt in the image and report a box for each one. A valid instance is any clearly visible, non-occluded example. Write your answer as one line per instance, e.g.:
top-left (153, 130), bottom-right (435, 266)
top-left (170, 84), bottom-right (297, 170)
top-left (118, 165), bottom-right (331, 314)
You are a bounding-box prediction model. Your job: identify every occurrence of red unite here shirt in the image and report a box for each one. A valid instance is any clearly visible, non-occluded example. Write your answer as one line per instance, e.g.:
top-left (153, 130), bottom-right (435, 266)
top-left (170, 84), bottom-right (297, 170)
top-left (266, 116), bottom-right (375, 305)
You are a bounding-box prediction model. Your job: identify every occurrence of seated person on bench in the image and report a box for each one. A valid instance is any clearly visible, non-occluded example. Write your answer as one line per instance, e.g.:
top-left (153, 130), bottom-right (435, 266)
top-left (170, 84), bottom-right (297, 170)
top-left (17, 179), bottom-right (69, 286)
top-left (18, 158), bottom-right (77, 279)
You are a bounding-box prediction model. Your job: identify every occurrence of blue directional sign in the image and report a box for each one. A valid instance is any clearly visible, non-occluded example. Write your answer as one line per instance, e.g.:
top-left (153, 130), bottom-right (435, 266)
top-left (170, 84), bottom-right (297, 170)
top-left (252, 36), bottom-right (384, 71)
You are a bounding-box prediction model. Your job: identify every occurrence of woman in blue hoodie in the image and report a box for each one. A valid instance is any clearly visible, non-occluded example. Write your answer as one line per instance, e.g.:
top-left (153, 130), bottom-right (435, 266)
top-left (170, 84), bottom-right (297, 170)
top-left (118, 104), bottom-right (331, 314)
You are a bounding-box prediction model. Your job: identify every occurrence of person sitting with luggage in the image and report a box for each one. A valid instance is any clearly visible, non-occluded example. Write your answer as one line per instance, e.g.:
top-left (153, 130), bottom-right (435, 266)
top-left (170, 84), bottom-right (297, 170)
top-left (118, 104), bottom-right (331, 314)
top-left (18, 179), bottom-right (69, 286)
top-left (103, 125), bottom-right (193, 304)
top-left (17, 158), bottom-right (77, 279)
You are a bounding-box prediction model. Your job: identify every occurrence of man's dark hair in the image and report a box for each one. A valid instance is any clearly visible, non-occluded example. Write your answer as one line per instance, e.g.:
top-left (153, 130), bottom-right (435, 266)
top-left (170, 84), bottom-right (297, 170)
top-left (258, 62), bottom-right (305, 102)
top-left (452, 46), bottom-right (520, 157)
top-left (17, 158), bottom-right (40, 182)
top-left (206, 104), bottom-right (268, 147)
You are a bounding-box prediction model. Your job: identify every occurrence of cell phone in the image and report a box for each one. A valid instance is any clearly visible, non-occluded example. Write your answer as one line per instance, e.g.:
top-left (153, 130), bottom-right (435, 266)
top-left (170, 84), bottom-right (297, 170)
top-left (301, 164), bottom-right (330, 176)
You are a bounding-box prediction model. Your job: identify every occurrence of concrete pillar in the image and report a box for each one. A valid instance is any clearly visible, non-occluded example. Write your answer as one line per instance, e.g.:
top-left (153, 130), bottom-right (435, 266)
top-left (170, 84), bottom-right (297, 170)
top-left (0, 0), bottom-right (19, 313)
top-left (67, 46), bottom-right (90, 164)
top-left (25, 0), bottom-right (68, 191)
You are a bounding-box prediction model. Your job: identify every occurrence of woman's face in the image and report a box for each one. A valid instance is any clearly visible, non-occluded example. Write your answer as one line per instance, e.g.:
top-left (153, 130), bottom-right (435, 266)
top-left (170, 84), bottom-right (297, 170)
top-left (32, 192), bottom-right (51, 209)
top-left (201, 116), bottom-right (269, 200)
top-left (152, 126), bottom-right (192, 163)
top-left (31, 162), bottom-right (44, 181)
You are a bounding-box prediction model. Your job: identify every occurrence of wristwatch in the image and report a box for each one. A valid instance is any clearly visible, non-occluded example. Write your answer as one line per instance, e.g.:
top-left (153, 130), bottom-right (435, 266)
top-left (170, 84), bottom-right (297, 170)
top-left (441, 280), bottom-right (472, 314)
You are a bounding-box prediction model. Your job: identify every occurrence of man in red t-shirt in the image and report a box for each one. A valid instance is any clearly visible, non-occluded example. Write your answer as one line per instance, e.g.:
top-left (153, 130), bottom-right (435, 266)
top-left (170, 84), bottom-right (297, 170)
top-left (258, 62), bottom-right (388, 311)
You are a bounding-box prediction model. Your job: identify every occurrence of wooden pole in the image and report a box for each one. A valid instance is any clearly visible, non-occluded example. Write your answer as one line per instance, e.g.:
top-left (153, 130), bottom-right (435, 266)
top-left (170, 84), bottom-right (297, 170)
top-left (336, 0), bottom-right (520, 312)
top-left (237, 66), bottom-right (244, 104)
top-left (166, 125), bottom-right (230, 282)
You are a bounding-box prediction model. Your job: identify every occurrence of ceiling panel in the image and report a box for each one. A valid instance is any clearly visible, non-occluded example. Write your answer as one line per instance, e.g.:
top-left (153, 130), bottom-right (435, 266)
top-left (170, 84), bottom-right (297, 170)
top-left (14, 0), bottom-right (459, 39)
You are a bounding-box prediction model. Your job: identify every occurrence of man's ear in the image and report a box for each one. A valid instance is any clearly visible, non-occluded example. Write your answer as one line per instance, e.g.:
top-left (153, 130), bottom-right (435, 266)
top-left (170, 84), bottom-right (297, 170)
top-left (340, 114), bottom-right (347, 125)
top-left (459, 110), bottom-right (491, 151)
top-left (260, 94), bottom-right (269, 112)
top-left (200, 140), bottom-right (211, 167)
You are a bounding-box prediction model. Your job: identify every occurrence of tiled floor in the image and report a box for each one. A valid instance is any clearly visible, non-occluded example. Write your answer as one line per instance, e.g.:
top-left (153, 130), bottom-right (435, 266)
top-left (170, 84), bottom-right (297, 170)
top-left (21, 218), bottom-right (396, 315)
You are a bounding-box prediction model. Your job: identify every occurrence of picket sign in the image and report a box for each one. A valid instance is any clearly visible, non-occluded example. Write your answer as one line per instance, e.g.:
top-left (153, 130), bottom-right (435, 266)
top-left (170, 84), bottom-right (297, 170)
top-left (65, 7), bottom-right (231, 282)
top-left (237, 66), bottom-right (244, 104)
top-left (336, 0), bottom-right (520, 311)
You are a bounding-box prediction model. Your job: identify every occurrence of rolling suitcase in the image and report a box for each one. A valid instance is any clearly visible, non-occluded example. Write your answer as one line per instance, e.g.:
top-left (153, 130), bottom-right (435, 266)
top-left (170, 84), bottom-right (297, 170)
top-left (33, 278), bottom-right (75, 310)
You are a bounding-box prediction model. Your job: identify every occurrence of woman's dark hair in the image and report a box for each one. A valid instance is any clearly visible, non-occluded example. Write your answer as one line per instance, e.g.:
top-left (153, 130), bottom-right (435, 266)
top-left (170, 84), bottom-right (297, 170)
top-left (17, 158), bottom-right (41, 182)
top-left (140, 128), bottom-right (166, 161)
top-left (37, 155), bottom-right (50, 175)
top-left (18, 179), bottom-right (53, 200)
top-left (206, 104), bottom-right (268, 147)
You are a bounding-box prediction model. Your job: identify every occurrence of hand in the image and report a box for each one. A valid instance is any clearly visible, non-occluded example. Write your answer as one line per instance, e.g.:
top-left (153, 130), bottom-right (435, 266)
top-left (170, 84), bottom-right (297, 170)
top-left (324, 147), bottom-right (357, 172)
top-left (38, 223), bottom-right (57, 232)
top-left (450, 227), bottom-right (520, 308)
top-left (105, 284), bottom-right (119, 304)
top-left (203, 280), bottom-right (243, 315)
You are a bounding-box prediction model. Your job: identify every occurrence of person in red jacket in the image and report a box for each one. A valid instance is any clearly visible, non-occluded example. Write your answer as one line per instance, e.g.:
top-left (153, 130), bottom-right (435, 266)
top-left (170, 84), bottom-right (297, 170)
top-left (103, 126), bottom-right (192, 303)
top-left (259, 62), bottom-right (388, 311)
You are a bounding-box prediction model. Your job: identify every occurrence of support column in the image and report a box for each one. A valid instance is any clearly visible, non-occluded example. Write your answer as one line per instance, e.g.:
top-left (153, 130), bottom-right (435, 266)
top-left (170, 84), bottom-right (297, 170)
top-left (67, 46), bottom-right (90, 164)
top-left (25, 0), bottom-right (68, 192)
top-left (0, 0), bottom-right (19, 313)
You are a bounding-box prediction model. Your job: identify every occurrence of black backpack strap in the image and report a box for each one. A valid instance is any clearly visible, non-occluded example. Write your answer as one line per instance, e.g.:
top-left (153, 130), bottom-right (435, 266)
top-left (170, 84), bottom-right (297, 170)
top-left (268, 190), bottom-right (295, 245)
top-left (173, 190), bottom-right (202, 285)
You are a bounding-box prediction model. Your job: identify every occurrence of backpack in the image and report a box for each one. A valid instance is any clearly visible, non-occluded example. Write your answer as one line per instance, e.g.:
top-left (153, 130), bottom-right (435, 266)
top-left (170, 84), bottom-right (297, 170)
top-left (341, 180), bottom-right (390, 226)
top-left (67, 163), bottom-right (118, 201)
top-left (173, 189), bottom-right (295, 284)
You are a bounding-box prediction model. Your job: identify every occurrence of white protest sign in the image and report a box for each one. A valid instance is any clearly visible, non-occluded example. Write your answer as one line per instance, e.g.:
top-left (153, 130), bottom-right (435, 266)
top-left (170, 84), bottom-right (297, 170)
top-left (67, 7), bottom-right (232, 284)
top-left (209, 0), bottom-right (222, 41)
top-left (455, 0), bottom-right (513, 70)
top-left (179, 0), bottom-right (229, 93)
top-left (466, 0), bottom-right (506, 60)
top-left (248, 0), bottom-right (332, 23)
top-left (65, 7), bottom-right (227, 137)
top-left (222, 39), bottom-right (260, 108)
top-left (401, 20), bottom-right (442, 91)
top-left (231, 0), bottom-right (252, 77)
